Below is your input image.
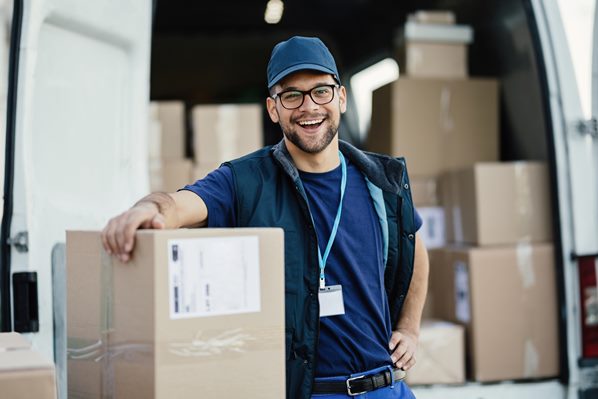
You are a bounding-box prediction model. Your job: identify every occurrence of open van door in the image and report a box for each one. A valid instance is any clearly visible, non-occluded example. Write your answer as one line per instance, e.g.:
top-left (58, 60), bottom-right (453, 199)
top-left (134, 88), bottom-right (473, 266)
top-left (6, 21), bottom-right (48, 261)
top-left (0, 0), bottom-right (152, 368)
top-left (532, 0), bottom-right (598, 396)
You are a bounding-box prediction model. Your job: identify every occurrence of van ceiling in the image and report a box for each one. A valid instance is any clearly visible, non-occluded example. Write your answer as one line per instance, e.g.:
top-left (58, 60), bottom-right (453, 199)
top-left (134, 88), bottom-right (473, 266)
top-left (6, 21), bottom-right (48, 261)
top-left (150, 0), bottom-right (490, 104)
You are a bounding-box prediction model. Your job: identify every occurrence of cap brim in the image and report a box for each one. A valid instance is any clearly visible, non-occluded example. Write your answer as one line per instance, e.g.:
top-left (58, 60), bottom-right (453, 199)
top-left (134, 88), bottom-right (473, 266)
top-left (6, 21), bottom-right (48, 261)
top-left (268, 63), bottom-right (339, 89)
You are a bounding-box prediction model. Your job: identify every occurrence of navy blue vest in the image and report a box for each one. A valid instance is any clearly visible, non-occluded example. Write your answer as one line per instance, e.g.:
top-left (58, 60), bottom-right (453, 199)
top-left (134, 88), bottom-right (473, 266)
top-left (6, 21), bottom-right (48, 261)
top-left (225, 140), bottom-right (416, 399)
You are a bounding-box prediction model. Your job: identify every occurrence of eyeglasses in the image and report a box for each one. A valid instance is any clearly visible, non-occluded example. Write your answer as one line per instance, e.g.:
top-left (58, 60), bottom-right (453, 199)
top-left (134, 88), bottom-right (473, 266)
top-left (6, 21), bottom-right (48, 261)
top-left (272, 84), bottom-right (339, 110)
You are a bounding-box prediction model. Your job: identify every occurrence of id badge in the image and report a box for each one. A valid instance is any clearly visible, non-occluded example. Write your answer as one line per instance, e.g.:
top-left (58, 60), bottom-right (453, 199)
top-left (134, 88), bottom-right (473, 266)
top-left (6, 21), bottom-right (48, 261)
top-left (319, 285), bottom-right (345, 317)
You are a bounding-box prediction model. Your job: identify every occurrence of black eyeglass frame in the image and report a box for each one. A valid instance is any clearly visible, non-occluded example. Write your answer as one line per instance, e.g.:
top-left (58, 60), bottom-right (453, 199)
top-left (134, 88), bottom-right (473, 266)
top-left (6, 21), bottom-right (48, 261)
top-left (271, 84), bottom-right (340, 110)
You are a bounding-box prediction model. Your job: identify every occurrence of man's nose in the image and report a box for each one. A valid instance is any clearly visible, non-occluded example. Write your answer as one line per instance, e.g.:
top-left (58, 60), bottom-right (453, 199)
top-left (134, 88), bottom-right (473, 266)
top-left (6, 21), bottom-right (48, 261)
top-left (298, 92), bottom-right (320, 111)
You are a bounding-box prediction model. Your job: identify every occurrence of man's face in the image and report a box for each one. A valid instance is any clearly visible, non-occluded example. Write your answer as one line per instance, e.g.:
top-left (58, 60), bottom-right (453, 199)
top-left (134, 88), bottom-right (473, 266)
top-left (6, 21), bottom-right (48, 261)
top-left (266, 71), bottom-right (347, 154)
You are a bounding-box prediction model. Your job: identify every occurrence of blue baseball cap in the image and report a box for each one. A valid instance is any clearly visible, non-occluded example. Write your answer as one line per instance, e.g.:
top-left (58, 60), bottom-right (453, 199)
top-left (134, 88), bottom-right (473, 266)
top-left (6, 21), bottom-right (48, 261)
top-left (267, 36), bottom-right (340, 89)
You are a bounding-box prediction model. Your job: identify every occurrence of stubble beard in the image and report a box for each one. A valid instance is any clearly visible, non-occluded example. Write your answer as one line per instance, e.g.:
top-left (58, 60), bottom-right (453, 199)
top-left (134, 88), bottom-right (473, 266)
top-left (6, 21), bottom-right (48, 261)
top-left (281, 118), bottom-right (338, 154)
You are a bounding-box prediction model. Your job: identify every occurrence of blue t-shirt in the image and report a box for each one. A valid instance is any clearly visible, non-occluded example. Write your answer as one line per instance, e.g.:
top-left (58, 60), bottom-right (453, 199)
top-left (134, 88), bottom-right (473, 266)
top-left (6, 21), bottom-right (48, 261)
top-left (183, 160), bottom-right (422, 377)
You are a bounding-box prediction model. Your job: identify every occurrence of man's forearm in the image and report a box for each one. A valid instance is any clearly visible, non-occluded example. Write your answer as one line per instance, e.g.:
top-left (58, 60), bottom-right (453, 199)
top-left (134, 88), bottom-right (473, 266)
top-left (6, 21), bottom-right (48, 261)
top-left (396, 233), bottom-right (429, 335)
top-left (134, 192), bottom-right (180, 228)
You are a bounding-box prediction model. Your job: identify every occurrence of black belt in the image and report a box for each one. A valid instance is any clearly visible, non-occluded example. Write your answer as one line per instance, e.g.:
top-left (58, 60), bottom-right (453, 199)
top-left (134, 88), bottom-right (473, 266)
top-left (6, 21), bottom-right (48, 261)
top-left (312, 368), bottom-right (406, 396)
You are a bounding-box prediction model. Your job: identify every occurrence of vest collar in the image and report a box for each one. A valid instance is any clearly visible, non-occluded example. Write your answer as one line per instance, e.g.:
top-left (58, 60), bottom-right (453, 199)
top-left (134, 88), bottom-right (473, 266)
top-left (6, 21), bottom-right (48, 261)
top-left (271, 139), bottom-right (406, 194)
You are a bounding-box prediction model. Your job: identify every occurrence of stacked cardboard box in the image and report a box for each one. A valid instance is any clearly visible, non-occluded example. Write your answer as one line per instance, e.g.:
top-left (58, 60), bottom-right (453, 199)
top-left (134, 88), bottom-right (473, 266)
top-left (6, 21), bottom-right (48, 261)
top-left (368, 78), bottom-right (499, 177)
top-left (191, 104), bottom-right (263, 180)
top-left (67, 228), bottom-right (285, 398)
top-left (426, 161), bottom-right (558, 382)
top-left (0, 332), bottom-right (57, 399)
top-left (405, 320), bottom-right (465, 385)
top-left (366, 14), bottom-right (496, 384)
top-left (395, 11), bottom-right (473, 79)
top-left (148, 101), bottom-right (193, 192)
top-left (429, 242), bottom-right (558, 381)
top-left (369, 10), bottom-right (556, 385)
top-left (441, 162), bottom-right (553, 245)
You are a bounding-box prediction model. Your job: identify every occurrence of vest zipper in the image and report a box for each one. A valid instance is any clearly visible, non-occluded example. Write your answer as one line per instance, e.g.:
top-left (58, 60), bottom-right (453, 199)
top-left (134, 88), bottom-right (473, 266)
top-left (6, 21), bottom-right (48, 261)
top-left (293, 180), bottom-right (321, 385)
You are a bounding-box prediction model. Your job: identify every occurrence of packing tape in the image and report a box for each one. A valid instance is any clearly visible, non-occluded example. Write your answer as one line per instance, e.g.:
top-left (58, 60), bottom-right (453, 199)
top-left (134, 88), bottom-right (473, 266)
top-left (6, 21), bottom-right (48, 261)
top-left (100, 249), bottom-right (115, 399)
top-left (439, 86), bottom-right (454, 133)
top-left (166, 326), bottom-right (283, 360)
top-left (452, 206), bottom-right (464, 243)
top-left (524, 339), bottom-right (540, 378)
top-left (516, 242), bottom-right (535, 289)
top-left (514, 163), bottom-right (533, 242)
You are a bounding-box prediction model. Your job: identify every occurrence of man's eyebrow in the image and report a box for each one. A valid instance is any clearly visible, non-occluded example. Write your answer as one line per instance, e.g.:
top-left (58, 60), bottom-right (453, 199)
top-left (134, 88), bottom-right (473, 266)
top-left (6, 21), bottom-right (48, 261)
top-left (280, 82), bottom-right (337, 91)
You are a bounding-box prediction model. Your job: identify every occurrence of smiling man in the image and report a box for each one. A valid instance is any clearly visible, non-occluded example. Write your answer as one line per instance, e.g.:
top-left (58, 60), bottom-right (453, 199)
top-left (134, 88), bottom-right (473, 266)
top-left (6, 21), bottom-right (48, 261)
top-left (102, 36), bottom-right (429, 399)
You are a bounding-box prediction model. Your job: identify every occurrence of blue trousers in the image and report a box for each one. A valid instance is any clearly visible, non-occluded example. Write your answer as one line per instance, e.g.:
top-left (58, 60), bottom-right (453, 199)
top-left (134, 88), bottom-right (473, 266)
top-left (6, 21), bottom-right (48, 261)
top-left (311, 366), bottom-right (416, 398)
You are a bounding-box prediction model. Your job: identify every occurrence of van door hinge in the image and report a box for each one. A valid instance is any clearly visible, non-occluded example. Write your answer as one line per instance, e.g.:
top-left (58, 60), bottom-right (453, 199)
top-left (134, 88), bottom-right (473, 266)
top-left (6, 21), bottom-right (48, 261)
top-left (7, 231), bottom-right (29, 253)
top-left (575, 118), bottom-right (598, 138)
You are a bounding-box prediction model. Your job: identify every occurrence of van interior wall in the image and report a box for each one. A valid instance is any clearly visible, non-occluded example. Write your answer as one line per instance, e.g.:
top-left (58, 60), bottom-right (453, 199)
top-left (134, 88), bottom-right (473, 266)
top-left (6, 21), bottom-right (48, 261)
top-left (149, 0), bottom-right (549, 162)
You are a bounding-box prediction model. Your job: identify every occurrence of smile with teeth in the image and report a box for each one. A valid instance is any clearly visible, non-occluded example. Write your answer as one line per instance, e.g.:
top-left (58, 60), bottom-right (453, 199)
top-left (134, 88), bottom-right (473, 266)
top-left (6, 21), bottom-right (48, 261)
top-left (298, 119), bottom-right (324, 127)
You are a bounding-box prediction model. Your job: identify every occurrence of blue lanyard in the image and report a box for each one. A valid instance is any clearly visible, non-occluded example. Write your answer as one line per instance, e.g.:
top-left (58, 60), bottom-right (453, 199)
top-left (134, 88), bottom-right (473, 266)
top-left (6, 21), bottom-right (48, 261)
top-left (302, 151), bottom-right (347, 289)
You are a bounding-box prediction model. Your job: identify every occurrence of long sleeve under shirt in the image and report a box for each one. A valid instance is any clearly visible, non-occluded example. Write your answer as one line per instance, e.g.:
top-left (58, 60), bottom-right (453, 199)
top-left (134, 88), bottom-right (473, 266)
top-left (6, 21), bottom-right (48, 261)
top-left (182, 159), bottom-right (422, 377)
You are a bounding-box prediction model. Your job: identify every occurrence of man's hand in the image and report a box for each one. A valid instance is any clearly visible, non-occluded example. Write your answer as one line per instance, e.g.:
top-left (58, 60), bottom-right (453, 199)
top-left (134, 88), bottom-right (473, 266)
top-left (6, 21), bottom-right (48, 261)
top-left (101, 201), bottom-right (166, 262)
top-left (101, 191), bottom-right (208, 262)
top-left (388, 329), bottom-right (418, 370)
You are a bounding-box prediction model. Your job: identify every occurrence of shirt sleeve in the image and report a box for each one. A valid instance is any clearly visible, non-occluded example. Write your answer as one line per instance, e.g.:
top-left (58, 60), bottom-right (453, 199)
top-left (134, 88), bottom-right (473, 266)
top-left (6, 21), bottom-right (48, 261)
top-left (414, 207), bottom-right (423, 232)
top-left (180, 165), bottom-right (237, 227)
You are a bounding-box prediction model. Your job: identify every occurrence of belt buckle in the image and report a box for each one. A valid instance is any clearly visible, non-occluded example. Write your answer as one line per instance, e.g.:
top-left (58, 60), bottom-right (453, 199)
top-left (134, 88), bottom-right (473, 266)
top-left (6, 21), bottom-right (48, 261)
top-left (345, 374), bottom-right (367, 396)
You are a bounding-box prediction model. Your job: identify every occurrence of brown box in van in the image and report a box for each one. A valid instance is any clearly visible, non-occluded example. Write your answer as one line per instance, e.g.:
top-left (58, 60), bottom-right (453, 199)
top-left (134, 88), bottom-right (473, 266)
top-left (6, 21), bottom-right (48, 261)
top-left (368, 78), bottom-right (499, 177)
top-left (429, 244), bottom-right (559, 382)
top-left (192, 104), bottom-right (263, 165)
top-left (440, 162), bottom-right (552, 246)
top-left (405, 320), bottom-right (465, 385)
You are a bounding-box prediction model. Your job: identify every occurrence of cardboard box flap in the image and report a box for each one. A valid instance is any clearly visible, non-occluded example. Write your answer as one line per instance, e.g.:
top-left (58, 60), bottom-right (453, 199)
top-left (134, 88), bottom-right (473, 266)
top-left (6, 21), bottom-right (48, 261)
top-left (0, 333), bottom-right (31, 351)
top-left (407, 11), bottom-right (456, 25)
top-left (404, 21), bottom-right (473, 44)
top-left (0, 350), bottom-right (54, 372)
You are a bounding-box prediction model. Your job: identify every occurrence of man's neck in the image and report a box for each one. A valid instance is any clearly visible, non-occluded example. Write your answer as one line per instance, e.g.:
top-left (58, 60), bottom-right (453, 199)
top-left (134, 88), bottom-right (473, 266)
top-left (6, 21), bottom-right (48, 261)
top-left (285, 139), bottom-right (340, 173)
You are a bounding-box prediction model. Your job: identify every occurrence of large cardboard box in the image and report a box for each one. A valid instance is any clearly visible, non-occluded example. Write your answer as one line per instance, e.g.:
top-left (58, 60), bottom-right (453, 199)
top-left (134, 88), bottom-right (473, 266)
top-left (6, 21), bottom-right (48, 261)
top-left (149, 158), bottom-right (194, 193)
top-left (401, 42), bottom-right (468, 79)
top-left (405, 320), bottom-right (465, 385)
top-left (410, 176), bottom-right (438, 207)
top-left (191, 162), bottom-right (221, 182)
top-left (67, 228), bottom-right (285, 398)
top-left (396, 21), bottom-right (473, 78)
top-left (368, 78), bottom-right (499, 177)
top-left (151, 101), bottom-right (186, 160)
top-left (0, 333), bottom-right (57, 399)
top-left (441, 162), bottom-right (552, 246)
top-left (429, 244), bottom-right (559, 382)
top-left (192, 104), bottom-right (263, 165)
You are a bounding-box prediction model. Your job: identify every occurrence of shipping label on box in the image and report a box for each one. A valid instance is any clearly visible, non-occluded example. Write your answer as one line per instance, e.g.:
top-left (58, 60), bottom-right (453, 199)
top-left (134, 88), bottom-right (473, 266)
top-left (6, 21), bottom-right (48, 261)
top-left (417, 207), bottom-right (445, 249)
top-left (168, 236), bottom-right (261, 319)
top-left (453, 261), bottom-right (470, 323)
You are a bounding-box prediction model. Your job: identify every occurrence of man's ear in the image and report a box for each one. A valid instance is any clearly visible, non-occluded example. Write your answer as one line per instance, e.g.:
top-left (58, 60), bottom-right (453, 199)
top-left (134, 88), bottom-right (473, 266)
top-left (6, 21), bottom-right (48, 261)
top-left (266, 97), bottom-right (280, 123)
top-left (339, 85), bottom-right (347, 114)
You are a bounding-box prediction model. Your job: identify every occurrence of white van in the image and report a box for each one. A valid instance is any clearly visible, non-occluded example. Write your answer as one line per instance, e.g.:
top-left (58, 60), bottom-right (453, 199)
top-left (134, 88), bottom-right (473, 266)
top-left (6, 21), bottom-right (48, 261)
top-left (0, 0), bottom-right (596, 398)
